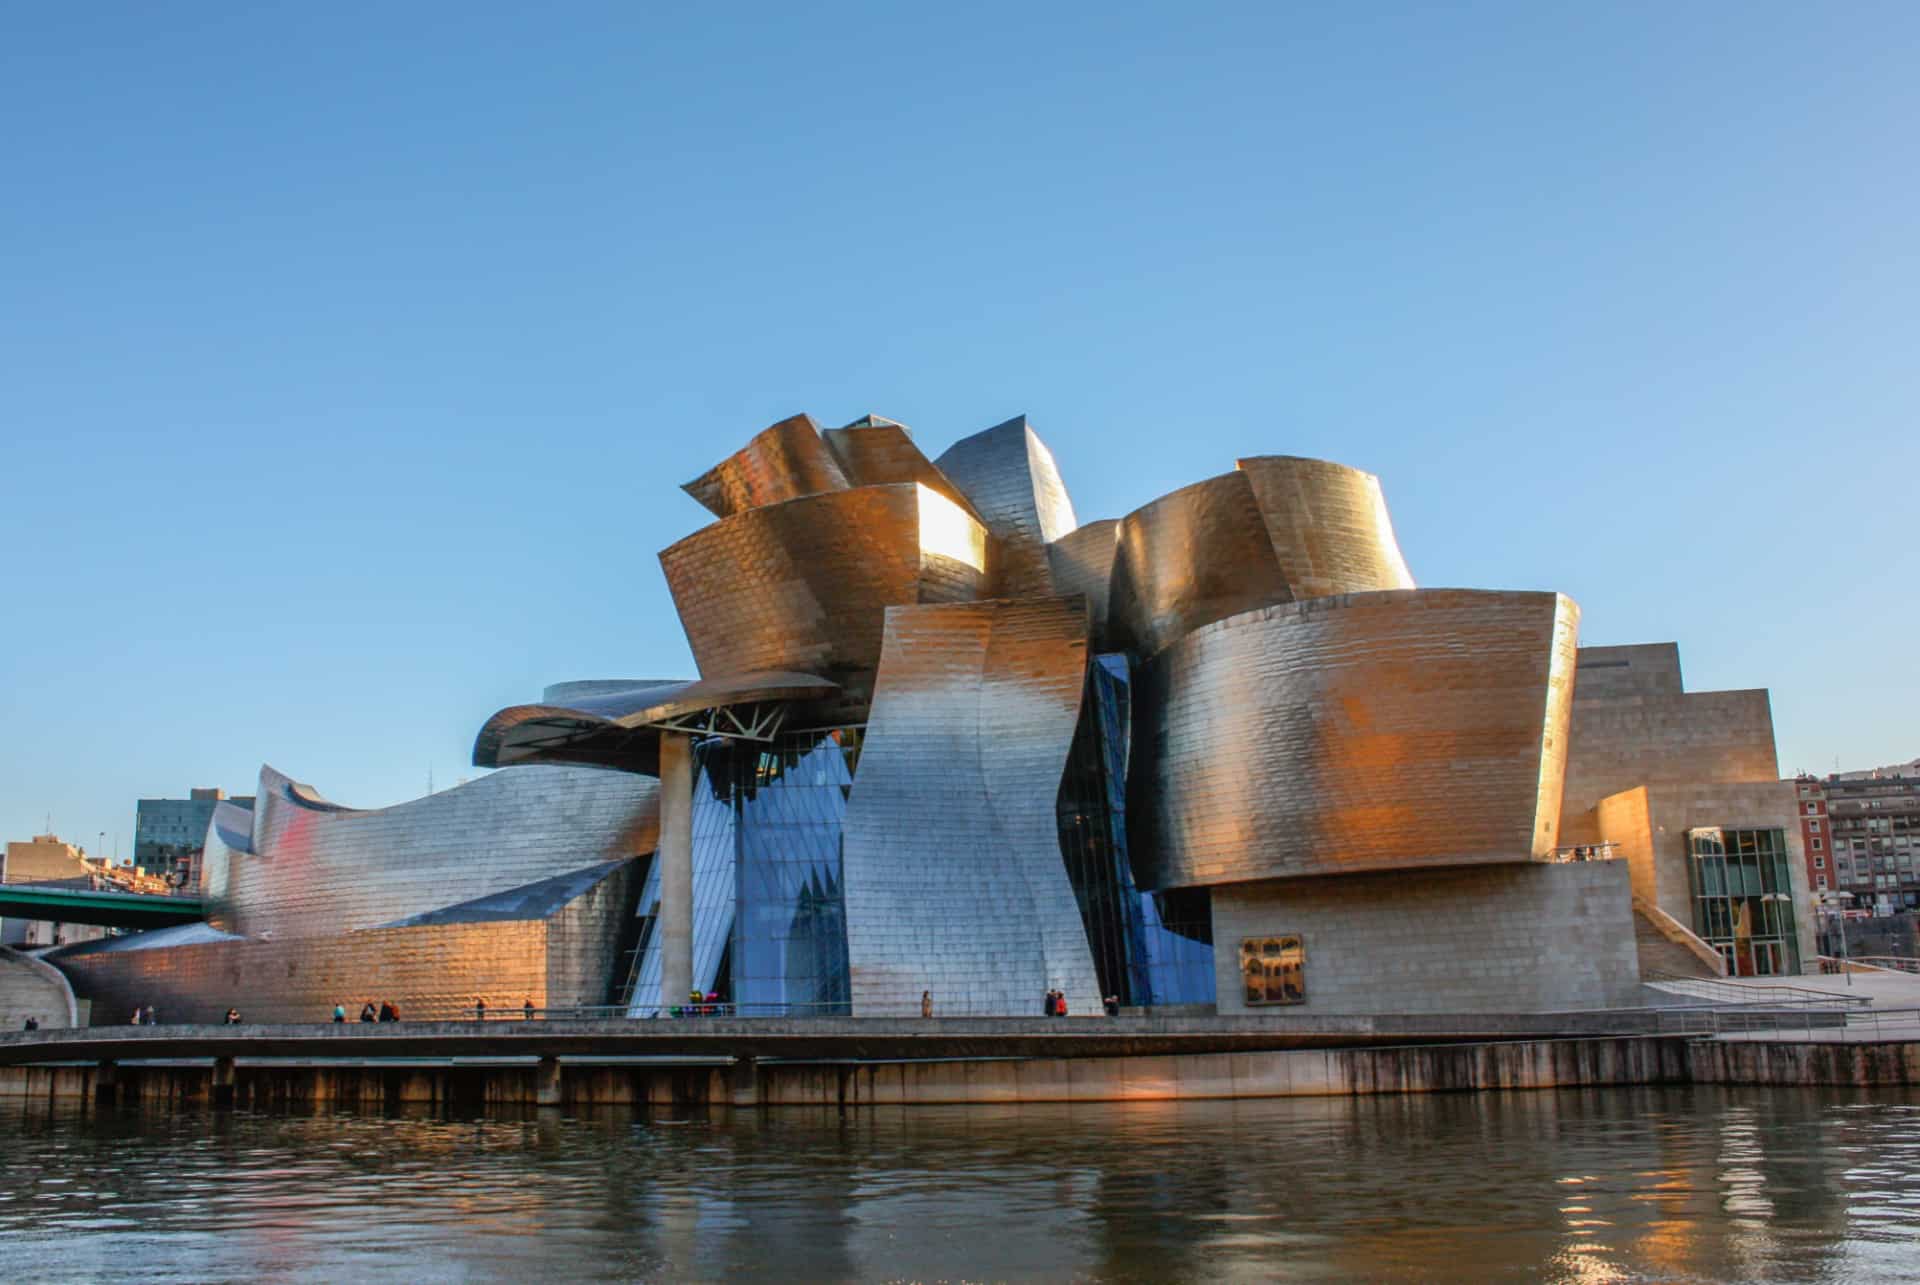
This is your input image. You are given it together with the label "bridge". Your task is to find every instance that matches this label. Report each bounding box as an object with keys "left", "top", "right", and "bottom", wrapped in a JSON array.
[{"left": 0, "top": 884, "right": 204, "bottom": 930}]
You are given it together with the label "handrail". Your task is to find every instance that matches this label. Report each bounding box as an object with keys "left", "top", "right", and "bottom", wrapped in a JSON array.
[
  {"left": 1837, "top": 956, "right": 1920, "bottom": 975},
  {"left": 1643, "top": 969, "right": 1871, "bottom": 1009},
  {"left": 1632, "top": 896, "right": 1729, "bottom": 977}
]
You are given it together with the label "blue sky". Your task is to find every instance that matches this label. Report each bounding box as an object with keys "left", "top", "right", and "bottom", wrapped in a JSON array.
[{"left": 3, "top": 3, "right": 1915, "bottom": 856}]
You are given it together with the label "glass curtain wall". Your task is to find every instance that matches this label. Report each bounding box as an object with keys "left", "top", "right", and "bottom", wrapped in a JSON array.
[
  {"left": 1056, "top": 654, "right": 1214, "bottom": 1007},
  {"left": 1685, "top": 827, "right": 1802, "bottom": 977}
]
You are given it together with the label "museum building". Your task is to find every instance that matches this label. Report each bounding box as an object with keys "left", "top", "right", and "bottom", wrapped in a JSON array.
[{"left": 46, "top": 413, "right": 1811, "bottom": 1021}]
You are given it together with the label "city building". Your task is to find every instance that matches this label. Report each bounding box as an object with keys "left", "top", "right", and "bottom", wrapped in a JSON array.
[
  {"left": 2, "top": 835, "right": 111, "bottom": 949},
  {"left": 47, "top": 411, "right": 1802, "bottom": 1021},
  {"left": 134, "top": 788, "right": 250, "bottom": 890},
  {"left": 1811, "top": 763, "right": 1920, "bottom": 916}
]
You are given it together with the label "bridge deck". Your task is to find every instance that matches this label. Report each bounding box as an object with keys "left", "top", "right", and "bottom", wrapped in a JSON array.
[{"left": 0, "top": 885, "right": 204, "bottom": 929}]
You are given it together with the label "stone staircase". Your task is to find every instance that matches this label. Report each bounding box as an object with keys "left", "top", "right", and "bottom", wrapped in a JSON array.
[{"left": 1634, "top": 909, "right": 1719, "bottom": 979}]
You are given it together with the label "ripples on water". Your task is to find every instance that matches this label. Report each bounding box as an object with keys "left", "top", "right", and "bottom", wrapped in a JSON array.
[{"left": 2, "top": 1085, "right": 1918, "bottom": 1282}]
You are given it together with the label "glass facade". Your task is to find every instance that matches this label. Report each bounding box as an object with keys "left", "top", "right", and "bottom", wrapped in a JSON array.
[
  {"left": 1055, "top": 654, "right": 1215, "bottom": 1008},
  {"left": 624, "top": 730, "right": 858, "bottom": 1016},
  {"left": 1685, "top": 827, "right": 1802, "bottom": 977}
]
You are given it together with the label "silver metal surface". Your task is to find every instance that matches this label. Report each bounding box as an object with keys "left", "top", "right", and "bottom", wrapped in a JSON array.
[
  {"left": 1130, "top": 589, "right": 1581, "bottom": 890},
  {"left": 681, "top": 413, "right": 850, "bottom": 519},
  {"left": 1107, "top": 470, "right": 1294, "bottom": 657},
  {"left": 1045, "top": 519, "right": 1120, "bottom": 647},
  {"left": 933, "top": 415, "right": 1078, "bottom": 599},
  {"left": 841, "top": 596, "right": 1104, "bottom": 1018},
  {"left": 213, "top": 764, "right": 658, "bottom": 941},
  {"left": 1235, "top": 455, "right": 1415, "bottom": 599},
  {"left": 658, "top": 483, "right": 989, "bottom": 708}
]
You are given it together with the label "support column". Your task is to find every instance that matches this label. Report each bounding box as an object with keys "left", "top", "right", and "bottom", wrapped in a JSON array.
[
  {"left": 94, "top": 1060, "right": 118, "bottom": 1107},
  {"left": 211, "top": 1056, "right": 236, "bottom": 1109},
  {"left": 659, "top": 730, "right": 694, "bottom": 1013},
  {"left": 727, "top": 1056, "right": 760, "bottom": 1108},
  {"left": 535, "top": 1056, "right": 563, "bottom": 1108}
]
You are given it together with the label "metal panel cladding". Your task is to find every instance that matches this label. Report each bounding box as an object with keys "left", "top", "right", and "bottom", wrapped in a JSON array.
[
  {"left": 1235, "top": 455, "right": 1416, "bottom": 599},
  {"left": 1130, "top": 589, "right": 1581, "bottom": 890},
  {"left": 1107, "top": 471, "right": 1294, "bottom": 657},
  {"left": 681, "top": 413, "right": 851, "bottom": 519},
  {"left": 658, "top": 483, "right": 989, "bottom": 701},
  {"left": 841, "top": 597, "right": 1105, "bottom": 1017},
  {"left": 216, "top": 764, "right": 659, "bottom": 940},
  {"left": 933, "top": 415, "right": 1078, "bottom": 598},
  {"left": 1046, "top": 519, "right": 1120, "bottom": 647},
  {"left": 821, "top": 415, "right": 986, "bottom": 525}
]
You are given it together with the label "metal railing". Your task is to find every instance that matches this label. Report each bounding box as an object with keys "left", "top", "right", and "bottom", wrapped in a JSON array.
[
  {"left": 1548, "top": 843, "right": 1620, "bottom": 863},
  {"left": 1844, "top": 956, "right": 1920, "bottom": 974},
  {"left": 1642, "top": 969, "right": 1872, "bottom": 1009}
]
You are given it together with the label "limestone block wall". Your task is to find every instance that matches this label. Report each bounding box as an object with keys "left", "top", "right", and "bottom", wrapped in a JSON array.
[
  {"left": 1211, "top": 860, "right": 1641, "bottom": 1015},
  {"left": 1597, "top": 781, "right": 1816, "bottom": 970},
  {"left": 1559, "top": 689, "right": 1779, "bottom": 843},
  {"left": 0, "top": 946, "right": 78, "bottom": 1028}
]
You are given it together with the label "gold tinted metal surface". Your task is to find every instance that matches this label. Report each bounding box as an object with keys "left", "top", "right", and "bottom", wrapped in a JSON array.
[
  {"left": 1235, "top": 455, "right": 1415, "bottom": 598},
  {"left": 681, "top": 413, "right": 851, "bottom": 519},
  {"left": 1107, "top": 471, "right": 1293, "bottom": 657},
  {"left": 216, "top": 764, "right": 658, "bottom": 941},
  {"left": 51, "top": 860, "right": 636, "bottom": 1024},
  {"left": 1130, "top": 589, "right": 1581, "bottom": 890},
  {"left": 821, "top": 415, "right": 987, "bottom": 525},
  {"left": 842, "top": 597, "right": 1104, "bottom": 1018},
  {"left": 659, "top": 483, "right": 989, "bottom": 706},
  {"left": 933, "top": 415, "right": 1078, "bottom": 598},
  {"left": 1045, "top": 519, "right": 1119, "bottom": 647}
]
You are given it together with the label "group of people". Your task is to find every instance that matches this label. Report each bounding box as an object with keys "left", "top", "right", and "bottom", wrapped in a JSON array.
[
  {"left": 1040, "top": 990, "right": 1124, "bottom": 1017},
  {"left": 128, "top": 1005, "right": 158, "bottom": 1025},
  {"left": 471, "top": 999, "right": 538, "bottom": 1020},
  {"left": 331, "top": 1001, "right": 401, "bottom": 1023}
]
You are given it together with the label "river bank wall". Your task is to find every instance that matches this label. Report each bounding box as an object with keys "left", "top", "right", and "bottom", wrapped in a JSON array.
[{"left": 2, "top": 1036, "right": 1915, "bottom": 1108}]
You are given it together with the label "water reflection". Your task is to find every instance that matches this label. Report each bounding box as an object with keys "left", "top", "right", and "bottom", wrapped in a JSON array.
[{"left": 1, "top": 1087, "right": 1917, "bottom": 1282}]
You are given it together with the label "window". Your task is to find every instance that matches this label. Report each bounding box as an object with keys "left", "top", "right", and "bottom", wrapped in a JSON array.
[
  {"left": 1805, "top": 803, "right": 1818, "bottom": 815},
  {"left": 1815, "top": 855, "right": 1825, "bottom": 868},
  {"left": 1813, "top": 837, "right": 1823, "bottom": 851},
  {"left": 1817, "top": 875, "right": 1829, "bottom": 889},
  {"left": 1239, "top": 935, "right": 1305, "bottom": 1006},
  {"left": 1808, "top": 819, "right": 1821, "bottom": 832}
]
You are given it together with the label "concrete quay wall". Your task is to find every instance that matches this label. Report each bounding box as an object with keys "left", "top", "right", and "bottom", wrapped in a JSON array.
[{"left": 4, "top": 1037, "right": 1915, "bottom": 1107}]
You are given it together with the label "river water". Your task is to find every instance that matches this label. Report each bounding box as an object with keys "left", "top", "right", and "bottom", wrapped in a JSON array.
[{"left": 2, "top": 1086, "right": 1918, "bottom": 1282}]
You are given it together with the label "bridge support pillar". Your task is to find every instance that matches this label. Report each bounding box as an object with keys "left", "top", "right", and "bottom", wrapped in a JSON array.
[
  {"left": 94, "top": 1060, "right": 118, "bottom": 1107},
  {"left": 535, "top": 1056, "right": 563, "bottom": 1108},
  {"left": 658, "top": 731, "right": 694, "bottom": 1014},
  {"left": 211, "top": 1056, "right": 237, "bottom": 1109}
]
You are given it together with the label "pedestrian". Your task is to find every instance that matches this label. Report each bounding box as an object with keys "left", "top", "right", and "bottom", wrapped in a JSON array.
[
  {"left": 333, "top": 1004, "right": 346, "bottom": 1023},
  {"left": 141, "top": 1005, "right": 157, "bottom": 1026},
  {"left": 921, "top": 989, "right": 933, "bottom": 1019},
  {"left": 130, "top": 1007, "right": 142, "bottom": 1025},
  {"left": 1056, "top": 993, "right": 1069, "bottom": 1018},
  {"left": 523, "top": 998, "right": 535, "bottom": 1021},
  {"left": 22, "top": 1017, "right": 38, "bottom": 1032},
  {"left": 1040, "top": 988, "right": 1053, "bottom": 1018},
  {"left": 378, "top": 1001, "right": 396, "bottom": 1023},
  {"left": 475, "top": 997, "right": 487, "bottom": 1021},
  {"left": 360, "top": 1001, "right": 377, "bottom": 1023},
  {"left": 225, "top": 1008, "right": 242, "bottom": 1025},
  {"left": 1103, "top": 995, "right": 1120, "bottom": 1017}
]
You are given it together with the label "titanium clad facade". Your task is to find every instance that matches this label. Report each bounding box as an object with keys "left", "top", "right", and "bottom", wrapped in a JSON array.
[
  {"left": 1107, "top": 471, "right": 1294, "bottom": 657},
  {"left": 842, "top": 598, "right": 1103, "bottom": 1017},
  {"left": 933, "top": 415, "right": 1079, "bottom": 598},
  {"left": 1046, "top": 519, "right": 1120, "bottom": 648},
  {"left": 212, "top": 764, "right": 659, "bottom": 941},
  {"left": 681, "top": 413, "right": 851, "bottom": 519},
  {"left": 821, "top": 416, "right": 986, "bottom": 524},
  {"left": 1234, "top": 455, "right": 1415, "bottom": 599},
  {"left": 659, "top": 484, "right": 989, "bottom": 704},
  {"left": 1130, "top": 590, "right": 1581, "bottom": 890}
]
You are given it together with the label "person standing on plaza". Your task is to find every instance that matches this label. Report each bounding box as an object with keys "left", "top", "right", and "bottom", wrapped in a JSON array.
[
  {"left": 523, "top": 998, "right": 535, "bottom": 1021},
  {"left": 360, "top": 1001, "right": 377, "bottom": 1022},
  {"left": 333, "top": 1004, "right": 346, "bottom": 1023},
  {"left": 921, "top": 990, "right": 933, "bottom": 1019},
  {"left": 475, "top": 997, "right": 487, "bottom": 1021}
]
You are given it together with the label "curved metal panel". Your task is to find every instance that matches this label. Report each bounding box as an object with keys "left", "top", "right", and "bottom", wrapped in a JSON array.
[
  {"left": 214, "top": 763, "right": 659, "bottom": 940},
  {"left": 822, "top": 415, "right": 986, "bottom": 525},
  {"left": 681, "top": 413, "right": 850, "bottom": 519},
  {"left": 933, "top": 415, "right": 1078, "bottom": 598},
  {"left": 1235, "top": 455, "right": 1415, "bottom": 598},
  {"left": 1107, "top": 471, "right": 1293, "bottom": 657},
  {"left": 1130, "top": 589, "right": 1580, "bottom": 890},
  {"left": 842, "top": 597, "right": 1104, "bottom": 1017},
  {"left": 1046, "top": 519, "right": 1119, "bottom": 647},
  {"left": 473, "top": 671, "right": 842, "bottom": 771},
  {"left": 658, "top": 484, "right": 989, "bottom": 705}
]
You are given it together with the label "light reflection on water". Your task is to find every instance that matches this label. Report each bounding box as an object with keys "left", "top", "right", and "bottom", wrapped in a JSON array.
[{"left": 2, "top": 1085, "right": 1918, "bottom": 1282}]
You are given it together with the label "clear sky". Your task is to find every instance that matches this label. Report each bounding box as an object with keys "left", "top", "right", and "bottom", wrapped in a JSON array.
[{"left": 3, "top": 3, "right": 1916, "bottom": 857}]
